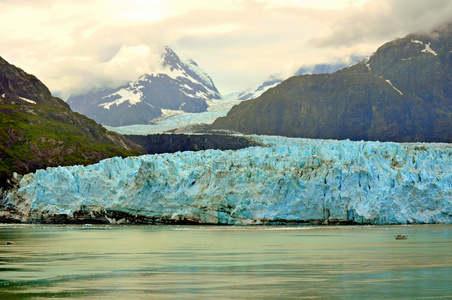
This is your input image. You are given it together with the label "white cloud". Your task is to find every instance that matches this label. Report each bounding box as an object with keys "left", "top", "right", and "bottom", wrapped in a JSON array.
[
  {"left": 40, "top": 45, "right": 163, "bottom": 98},
  {"left": 103, "top": 45, "right": 157, "bottom": 77},
  {"left": 257, "top": 0, "right": 370, "bottom": 10},
  {"left": 182, "top": 24, "right": 241, "bottom": 36},
  {"left": 0, "top": 0, "right": 450, "bottom": 97},
  {"left": 312, "top": 0, "right": 452, "bottom": 47}
]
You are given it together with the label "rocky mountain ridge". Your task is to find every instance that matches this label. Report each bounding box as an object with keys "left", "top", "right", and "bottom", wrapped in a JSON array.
[
  {"left": 0, "top": 56, "right": 145, "bottom": 188},
  {"left": 224, "top": 59, "right": 362, "bottom": 101},
  {"left": 212, "top": 22, "right": 452, "bottom": 142}
]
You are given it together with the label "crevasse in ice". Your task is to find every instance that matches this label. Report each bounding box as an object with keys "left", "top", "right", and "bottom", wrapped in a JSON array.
[{"left": 4, "top": 136, "right": 452, "bottom": 224}]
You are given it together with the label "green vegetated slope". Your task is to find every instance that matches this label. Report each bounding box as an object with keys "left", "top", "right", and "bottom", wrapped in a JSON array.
[
  {"left": 0, "top": 56, "right": 145, "bottom": 187},
  {"left": 212, "top": 22, "right": 452, "bottom": 142}
]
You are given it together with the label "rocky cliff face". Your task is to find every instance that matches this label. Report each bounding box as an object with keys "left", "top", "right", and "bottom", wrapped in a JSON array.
[
  {"left": 0, "top": 56, "right": 145, "bottom": 188},
  {"left": 126, "top": 133, "right": 261, "bottom": 154},
  {"left": 0, "top": 56, "right": 65, "bottom": 110},
  {"left": 212, "top": 22, "right": 452, "bottom": 142}
]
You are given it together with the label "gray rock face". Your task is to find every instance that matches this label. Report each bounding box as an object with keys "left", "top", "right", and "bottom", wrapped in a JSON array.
[
  {"left": 0, "top": 56, "right": 64, "bottom": 110},
  {"left": 126, "top": 133, "right": 262, "bottom": 154},
  {"left": 68, "top": 47, "right": 222, "bottom": 127}
]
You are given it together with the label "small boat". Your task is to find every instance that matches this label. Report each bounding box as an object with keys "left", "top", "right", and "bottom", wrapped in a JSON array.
[{"left": 395, "top": 235, "right": 407, "bottom": 240}]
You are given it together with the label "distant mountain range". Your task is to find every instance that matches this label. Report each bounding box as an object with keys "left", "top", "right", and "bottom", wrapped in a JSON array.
[
  {"left": 224, "top": 58, "right": 362, "bottom": 101},
  {"left": 68, "top": 47, "right": 222, "bottom": 127},
  {"left": 0, "top": 56, "right": 144, "bottom": 187},
  {"left": 224, "top": 75, "right": 283, "bottom": 101},
  {"left": 212, "top": 21, "right": 452, "bottom": 143},
  {"left": 68, "top": 45, "right": 362, "bottom": 129}
]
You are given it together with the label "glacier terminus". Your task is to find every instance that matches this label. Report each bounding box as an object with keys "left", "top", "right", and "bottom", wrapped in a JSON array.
[{"left": 1, "top": 136, "right": 451, "bottom": 225}]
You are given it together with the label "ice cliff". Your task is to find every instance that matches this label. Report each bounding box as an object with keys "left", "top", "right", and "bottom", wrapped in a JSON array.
[{"left": 2, "top": 136, "right": 452, "bottom": 225}]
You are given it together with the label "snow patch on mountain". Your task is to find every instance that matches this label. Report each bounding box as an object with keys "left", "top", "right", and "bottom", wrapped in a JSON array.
[
  {"left": 18, "top": 97, "right": 36, "bottom": 105},
  {"left": 99, "top": 84, "right": 145, "bottom": 110},
  {"left": 385, "top": 79, "right": 403, "bottom": 95},
  {"left": 411, "top": 39, "right": 438, "bottom": 56},
  {"left": 422, "top": 43, "right": 438, "bottom": 56},
  {"left": 364, "top": 57, "right": 372, "bottom": 71},
  {"left": 178, "top": 53, "right": 216, "bottom": 90}
]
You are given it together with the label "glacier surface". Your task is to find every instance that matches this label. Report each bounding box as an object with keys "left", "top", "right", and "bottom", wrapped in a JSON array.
[
  {"left": 105, "top": 98, "right": 241, "bottom": 135},
  {"left": 2, "top": 136, "right": 452, "bottom": 225}
]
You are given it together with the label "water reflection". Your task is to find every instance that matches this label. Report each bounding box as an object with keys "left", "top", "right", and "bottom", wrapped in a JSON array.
[{"left": 0, "top": 225, "right": 451, "bottom": 299}]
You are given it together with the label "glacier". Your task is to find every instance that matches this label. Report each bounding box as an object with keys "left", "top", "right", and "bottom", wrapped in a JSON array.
[
  {"left": 1, "top": 136, "right": 452, "bottom": 225},
  {"left": 105, "top": 98, "right": 241, "bottom": 135}
]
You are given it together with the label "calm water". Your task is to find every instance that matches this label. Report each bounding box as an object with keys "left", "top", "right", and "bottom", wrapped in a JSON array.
[{"left": 0, "top": 224, "right": 451, "bottom": 299}]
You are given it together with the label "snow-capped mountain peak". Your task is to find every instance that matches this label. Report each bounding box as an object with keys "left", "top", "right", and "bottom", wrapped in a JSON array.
[
  {"left": 153, "top": 46, "right": 218, "bottom": 93},
  {"left": 68, "top": 46, "right": 222, "bottom": 127},
  {"left": 224, "top": 76, "right": 283, "bottom": 100}
]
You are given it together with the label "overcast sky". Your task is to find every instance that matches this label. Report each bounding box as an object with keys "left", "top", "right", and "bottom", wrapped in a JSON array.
[{"left": 0, "top": 0, "right": 451, "bottom": 98}]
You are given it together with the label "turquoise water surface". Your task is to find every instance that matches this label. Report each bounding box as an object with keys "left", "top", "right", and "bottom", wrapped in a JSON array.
[{"left": 0, "top": 224, "right": 451, "bottom": 299}]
